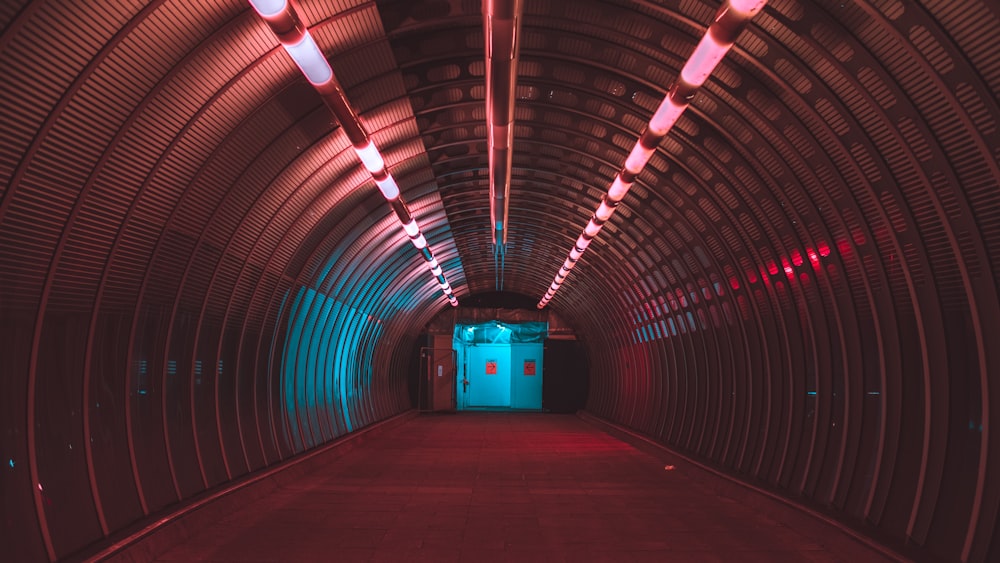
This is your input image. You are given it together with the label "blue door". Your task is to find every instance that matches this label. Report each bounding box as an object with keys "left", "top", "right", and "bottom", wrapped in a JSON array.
[
  {"left": 467, "top": 343, "right": 511, "bottom": 407},
  {"left": 510, "top": 343, "right": 543, "bottom": 409}
]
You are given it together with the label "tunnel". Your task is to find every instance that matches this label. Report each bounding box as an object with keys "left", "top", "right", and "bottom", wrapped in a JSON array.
[{"left": 1, "top": 0, "right": 998, "bottom": 561}]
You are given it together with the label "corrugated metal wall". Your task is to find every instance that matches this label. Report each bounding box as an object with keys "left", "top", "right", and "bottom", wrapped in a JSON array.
[
  {"left": 1, "top": 0, "right": 998, "bottom": 561},
  {"left": 0, "top": 1, "right": 461, "bottom": 560}
]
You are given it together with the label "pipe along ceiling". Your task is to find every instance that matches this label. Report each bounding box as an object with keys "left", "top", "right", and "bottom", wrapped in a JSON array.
[{"left": 0, "top": 0, "right": 998, "bottom": 561}]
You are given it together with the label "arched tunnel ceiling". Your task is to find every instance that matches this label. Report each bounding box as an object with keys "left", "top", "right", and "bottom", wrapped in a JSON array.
[
  {"left": 2, "top": 0, "right": 998, "bottom": 334},
  {"left": 2, "top": 0, "right": 1000, "bottom": 561}
]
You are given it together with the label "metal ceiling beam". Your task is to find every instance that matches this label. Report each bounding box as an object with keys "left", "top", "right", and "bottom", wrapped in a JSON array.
[{"left": 483, "top": 0, "right": 523, "bottom": 288}]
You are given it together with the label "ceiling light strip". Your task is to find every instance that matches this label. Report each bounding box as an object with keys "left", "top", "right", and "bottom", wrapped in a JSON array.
[
  {"left": 484, "top": 0, "right": 523, "bottom": 249},
  {"left": 249, "top": 0, "right": 458, "bottom": 307},
  {"left": 537, "top": 0, "right": 767, "bottom": 309}
]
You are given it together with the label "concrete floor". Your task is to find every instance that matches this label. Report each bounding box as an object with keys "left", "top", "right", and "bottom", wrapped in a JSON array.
[{"left": 154, "top": 413, "right": 893, "bottom": 562}]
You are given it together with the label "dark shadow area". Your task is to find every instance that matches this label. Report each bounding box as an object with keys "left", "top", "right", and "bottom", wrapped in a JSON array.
[
  {"left": 459, "top": 291, "right": 539, "bottom": 309},
  {"left": 543, "top": 338, "right": 589, "bottom": 413}
]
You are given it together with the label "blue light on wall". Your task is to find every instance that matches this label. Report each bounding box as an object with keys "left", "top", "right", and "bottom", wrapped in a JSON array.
[{"left": 280, "top": 286, "right": 384, "bottom": 453}]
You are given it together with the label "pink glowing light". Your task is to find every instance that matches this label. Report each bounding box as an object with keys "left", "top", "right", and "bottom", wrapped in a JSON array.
[
  {"left": 402, "top": 219, "right": 419, "bottom": 237},
  {"left": 284, "top": 32, "right": 333, "bottom": 85},
  {"left": 681, "top": 33, "right": 728, "bottom": 87},
  {"left": 791, "top": 249, "right": 803, "bottom": 267},
  {"left": 729, "top": 0, "right": 768, "bottom": 15},
  {"left": 249, "top": 0, "right": 459, "bottom": 306},
  {"left": 649, "top": 97, "right": 686, "bottom": 135},
  {"left": 374, "top": 176, "right": 400, "bottom": 200},
  {"left": 838, "top": 239, "right": 852, "bottom": 255},
  {"left": 625, "top": 143, "right": 656, "bottom": 173},
  {"left": 608, "top": 175, "right": 632, "bottom": 201},
  {"left": 249, "top": 0, "right": 286, "bottom": 18},
  {"left": 354, "top": 142, "right": 385, "bottom": 174},
  {"left": 536, "top": 0, "right": 767, "bottom": 309}
]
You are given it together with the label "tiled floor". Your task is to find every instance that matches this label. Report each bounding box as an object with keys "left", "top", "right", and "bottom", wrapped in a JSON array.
[{"left": 155, "top": 413, "right": 892, "bottom": 562}]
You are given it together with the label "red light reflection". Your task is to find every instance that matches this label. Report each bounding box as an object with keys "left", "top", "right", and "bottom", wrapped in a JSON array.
[
  {"left": 628, "top": 239, "right": 835, "bottom": 341},
  {"left": 837, "top": 239, "right": 852, "bottom": 255},
  {"left": 807, "top": 248, "right": 819, "bottom": 266},
  {"left": 782, "top": 257, "right": 794, "bottom": 277}
]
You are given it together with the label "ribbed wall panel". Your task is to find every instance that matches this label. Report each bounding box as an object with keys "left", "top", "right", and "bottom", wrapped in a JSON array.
[
  {"left": 389, "top": 1, "right": 996, "bottom": 561},
  {"left": 1, "top": 0, "right": 998, "bottom": 561}
]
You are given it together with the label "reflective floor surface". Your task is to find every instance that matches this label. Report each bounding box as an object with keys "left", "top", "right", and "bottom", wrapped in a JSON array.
[{"left": 154, "top": 413, "right": 895, "bottom": 562}]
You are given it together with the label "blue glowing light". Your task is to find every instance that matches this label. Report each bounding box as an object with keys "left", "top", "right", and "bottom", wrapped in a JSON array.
[
  {"left": 8, "top": 459, "right": 14, "bottom": 469},
  {"left": 807, "top": 391, "right": 817, "bottom": 396},
  {"left": 283, "top": 287, "right": 375, "bottom": 451}
]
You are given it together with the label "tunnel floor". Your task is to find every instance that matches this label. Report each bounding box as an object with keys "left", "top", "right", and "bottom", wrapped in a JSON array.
[{"left": 154, "top": 413, "right": 890, "bottom": 562}]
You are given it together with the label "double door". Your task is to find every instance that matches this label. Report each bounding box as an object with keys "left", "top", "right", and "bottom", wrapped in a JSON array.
[{"left": 465, "top": 343, "right": 542, "bottom": 409}]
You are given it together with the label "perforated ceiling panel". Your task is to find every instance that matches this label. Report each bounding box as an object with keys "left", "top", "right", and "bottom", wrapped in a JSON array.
[{"left": 1, "top": 0, "right": 998, "bottom": 561}]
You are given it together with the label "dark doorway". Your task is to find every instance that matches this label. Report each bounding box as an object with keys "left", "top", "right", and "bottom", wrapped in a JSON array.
[{"left": 542, "top": 338, "right": 589, "bottom": 413}]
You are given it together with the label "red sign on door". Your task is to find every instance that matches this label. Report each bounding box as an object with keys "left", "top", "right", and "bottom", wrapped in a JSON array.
[
  {"left": 524, "top": 359, "right": 536, "bottom": 376},
  {"left": 485, "top": 360, "right": 497, "bottom": 375}
]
